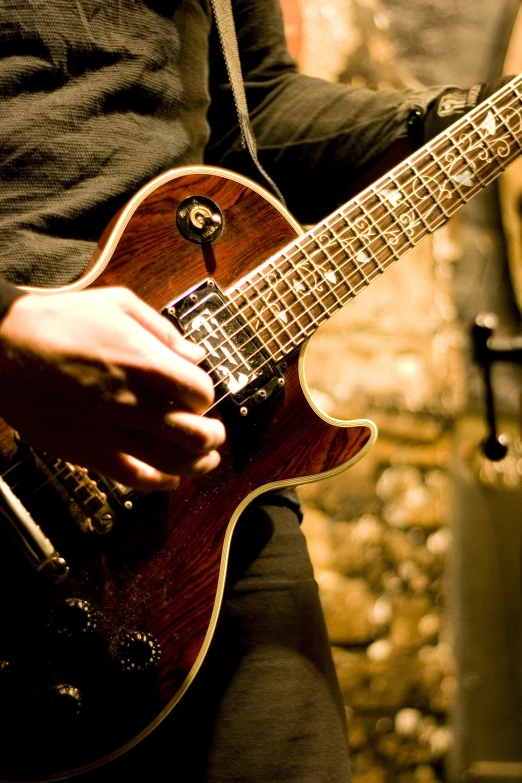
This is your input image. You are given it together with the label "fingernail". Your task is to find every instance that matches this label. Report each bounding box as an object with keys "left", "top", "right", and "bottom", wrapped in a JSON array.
[{"left": 191, "top": 343, "right": 206, "bottom": 361}]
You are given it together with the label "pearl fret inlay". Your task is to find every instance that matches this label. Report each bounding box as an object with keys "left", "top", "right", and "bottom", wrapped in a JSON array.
[{"left": 226, "top": 78, "right": 522, "bottom": 364}]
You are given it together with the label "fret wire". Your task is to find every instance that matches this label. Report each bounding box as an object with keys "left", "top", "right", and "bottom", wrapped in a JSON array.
[
  {"left": 223, "top": 87, "right": 520, "bottom": 337},
  {"left": 509, "top": 80, "right": 522, "bottom": 138},
  {"left": 252, "top": 277, "right": 294, "bottom": 357},
  {"left": 263, "top": 257, "right": 315, "bottom": 349},
  {"left": 280, "top": 249, "right": 323, "bottom": 338},
  {"left": 249, "top": 259, "right": 330, "bottom": 361},
  {"left": 240, "top": 266, "right": 342, "bottom": 365},
  {"left": 463, "top": 142, "right": 521, "bottom": 192},
  {"left": 229, "top": 123, "right": 517, "bottom": 362},
  {"left": 488, "top": 103, "right": 522, "bottom": 154},
  {"left": 315, "top": 216, "right": 359, "bottom": 295},
  {"left": 261, "top": 259, "right": 305, "bottom": 346},
  {"left": 375, "top": 179, "right": 417, "bottom": 252},
  {"left": 311, "top": 226, "right": 347, "bottom": 306},
  {"left": 340, "top": 203, "right": 383, "bottom": 280},
  {"left": 341, "top": 207, "right": 373, "bottom": 283},
  {"left": 206, "top": 87, "right": 522, "bottom": 370},
  {"left": 448, "top": 120, "right": 488, "bottom": 187},
  {"left": 239, "top": 275, "right": 287, "bottom": 358},
  {"left": 412, "top": 149, "right": 453, "bottom": 226},
  {"left": 433, "top": 132, "right": 472, "bottom": 206},
  {"left": 224, "top": 258, "right": 377, "bottom": 378},
  {"left": 390, "top": 167, "right": 424, "bottom": 241},
  {"left": 308, "top": 223, "right": 353, "bottom": 307},
  {"left": 348, "top": 222, "right": 390, "bottom": 285},
  {"left": 396, "top": 161, "right": 437, "bottom": 237},
  {"left": 273, "top": 262, "right": 313, "bottom": 349},
  {"left": 293, "top": 243, "right": 339, "bottom": 324},
  {"left": 480, "top": 100, "right": 520, "bottom": 171},
  {"left": 323, "top": 204, "right": 380, "bottom": 280},
  {"left": 357, "top": 192, "right": 402, "bottom": 269},
  {"left": 218, "top": 124, "right": 522, "bottom": 378},
  {"left": 227, "top": 289, "right": 277, "bottom": 364},
  {"left": 302, "top": 244, "right": 344, "bottom": 311}
]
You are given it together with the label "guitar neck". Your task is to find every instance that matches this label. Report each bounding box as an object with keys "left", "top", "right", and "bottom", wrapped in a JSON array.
[{"left": 227, "top": 74, "right": 522, "bottom": 363}]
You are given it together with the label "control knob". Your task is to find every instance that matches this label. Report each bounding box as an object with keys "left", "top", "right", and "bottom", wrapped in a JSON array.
[
  {"left": 48, "top": 683, "right": 82, "bottom": 721},
  {"left": 115, "top": 631, "right": 161, "bottom": 673},
  {"left": 47, "top": 598, "right": 98, "bottom": 638}
]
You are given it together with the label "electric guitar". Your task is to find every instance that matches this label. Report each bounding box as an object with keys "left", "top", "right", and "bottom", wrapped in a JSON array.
[{"left": 1, "top": 76, "right": 521, "bottom": 780}]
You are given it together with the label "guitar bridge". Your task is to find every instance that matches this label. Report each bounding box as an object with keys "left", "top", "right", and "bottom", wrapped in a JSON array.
[{"left": 163, "top": 279, "right": 284, "bottom": 416}]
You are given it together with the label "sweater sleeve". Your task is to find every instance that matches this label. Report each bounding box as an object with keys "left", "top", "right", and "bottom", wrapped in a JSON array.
[{"left": 205, "top": 0, "right": 447, "bottom": 224}]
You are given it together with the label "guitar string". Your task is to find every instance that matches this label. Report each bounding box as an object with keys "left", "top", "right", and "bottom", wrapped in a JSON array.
[
  {"left": 179, "top": 81, "right": 521, "bottom": 354},
  {"left": 202, "top": 135, "right": 522, "bottom": 415},
  {"left": 180, "top": 88, "right": 522, "bottom": 377},
  {"left": 0, "top": 93, "right": 519, "bottom": 493},
  {"left": 1, "top": 84, "right": 520, "bottom": 499},
  {"left": 202, "top": 118, "right": 521, "bottom": 408},
  {"left": 1, "top": 127, "right": 494, "bottom": 506},
  {"left": 213, "top": 99, "right": 521, "bottom": 365}
]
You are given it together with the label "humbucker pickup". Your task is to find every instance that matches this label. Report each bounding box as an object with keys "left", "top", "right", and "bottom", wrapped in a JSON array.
[{"left": 163, "top": 280, "right": 285, "bottom": 415}]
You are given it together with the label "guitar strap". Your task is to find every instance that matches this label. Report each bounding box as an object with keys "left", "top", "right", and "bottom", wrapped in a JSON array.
[{"left": 210, "top": 0, "right": 286, "bottom": 204}]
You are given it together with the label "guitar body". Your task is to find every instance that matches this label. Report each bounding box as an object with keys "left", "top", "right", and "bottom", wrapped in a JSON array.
[{"left": 0, "top": 167, "right": 375, "bottom": 780}]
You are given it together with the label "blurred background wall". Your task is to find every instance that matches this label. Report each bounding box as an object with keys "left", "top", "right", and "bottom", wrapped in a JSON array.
[{"left": 278, "top": 1, "right": 522, "bottom": 781}]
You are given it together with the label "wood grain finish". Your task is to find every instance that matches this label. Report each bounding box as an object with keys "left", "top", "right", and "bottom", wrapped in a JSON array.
[{"left": 0, "top": 168, "right": 374, "bottom": 780}]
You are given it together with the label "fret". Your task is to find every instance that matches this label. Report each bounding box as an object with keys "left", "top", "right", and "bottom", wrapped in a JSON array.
[
  {"left": 294, "top": 242, "right": 340, "bottom": 323},
  {"left": 396, "top": 160, "right": 435, "bottom": 239},
  {"left": 330, "top": 205, "right": 381, "bottom": 280},
  {"left": 487, "top": 98, "right": 522, "bottom": 156},
  {"left": 340, "top": 209, "right": 372, "bottom": 284},
  {"left": 391, "top": 167, "right": 427, "bottom": 241},
  {"left": 252, "top": 273, "right": 296, "bottom": 356},
  {"left": 314, "top": 229, "right": 347, "bottom": 307},
  {"left": 446, "top": 115, "right": 488, "bottom": 188},
  {"left": 508, "top": 80, "right": 522, "bottom": 145},
  {"left": 263, "top": 257, "right": 315, "bottom": 349},
  {"left": 358, "top": 194, "right": 401, "bottom": 271},
  {"left": 238, "top": 274, "right": 288, "bottom": 360},
  {"left": 230, "top": 286, "right": 277, "bottom": 362},
  {"left": 266, "top": 261, "right": 305, "bottom": 347},
  {"left": 458, "top": 101, "right": 518, "bottom": 186},
  {"left": 375, "top": 178, "right": 416, "bottom": 251},
  {"left": 231, "top": 288, "right": 259, "bottom": 332},
  {"left": 471, "top": 108, "right": 511, "bottom": 174},
  {"left": 476, "top": 92, "right": 522, "bottom": 189},
  {"left": 430, "top": 134, "right": 472, "bottom": 208},
  {"left": 223, "top": 75, "right": 522, "bottom": 362},
  {"left": 341, "top": 202, "right": 384, "bottom": 281},
  {"left": 281, "top": 249, "right": 324, "bottom": 339},
  {"left": 409, "top": 149, "right": 452, "bottom": 229},
  {"left": 311, "top": 222, "right": 355, "bottom": 304},
  {"left": 422, "top": 151, "right": 452, "bottom": 220},
  {"left": 317, "top": 220, "right": 359, "bottom": 296}
]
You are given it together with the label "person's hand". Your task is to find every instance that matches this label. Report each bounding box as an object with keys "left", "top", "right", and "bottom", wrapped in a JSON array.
[{"left": 0, "top": 286, "right": 226, "bottom": 490}]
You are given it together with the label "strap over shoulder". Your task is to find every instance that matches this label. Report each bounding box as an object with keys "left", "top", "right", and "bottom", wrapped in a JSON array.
[{"left": 210, "top": 0, "right": 286, "bottom": 203}]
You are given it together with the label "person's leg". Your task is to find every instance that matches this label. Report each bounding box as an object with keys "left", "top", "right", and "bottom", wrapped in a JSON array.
[{"left": 81, "top": 496, "right": 351, "bottom": 782}]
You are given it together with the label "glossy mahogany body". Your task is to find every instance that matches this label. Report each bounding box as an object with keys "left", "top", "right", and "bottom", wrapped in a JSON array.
[{"left": 0, "top": 168, "right": 373, "bottom": 780}]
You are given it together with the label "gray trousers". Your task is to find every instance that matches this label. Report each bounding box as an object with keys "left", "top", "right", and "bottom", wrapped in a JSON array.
[{"left": 82, "top": 495, "right": 351, "bottom": 782}]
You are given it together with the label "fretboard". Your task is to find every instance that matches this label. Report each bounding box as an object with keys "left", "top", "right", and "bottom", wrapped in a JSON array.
[{"left": 227, "top": 74, "right": 522, "bottom": 363}]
